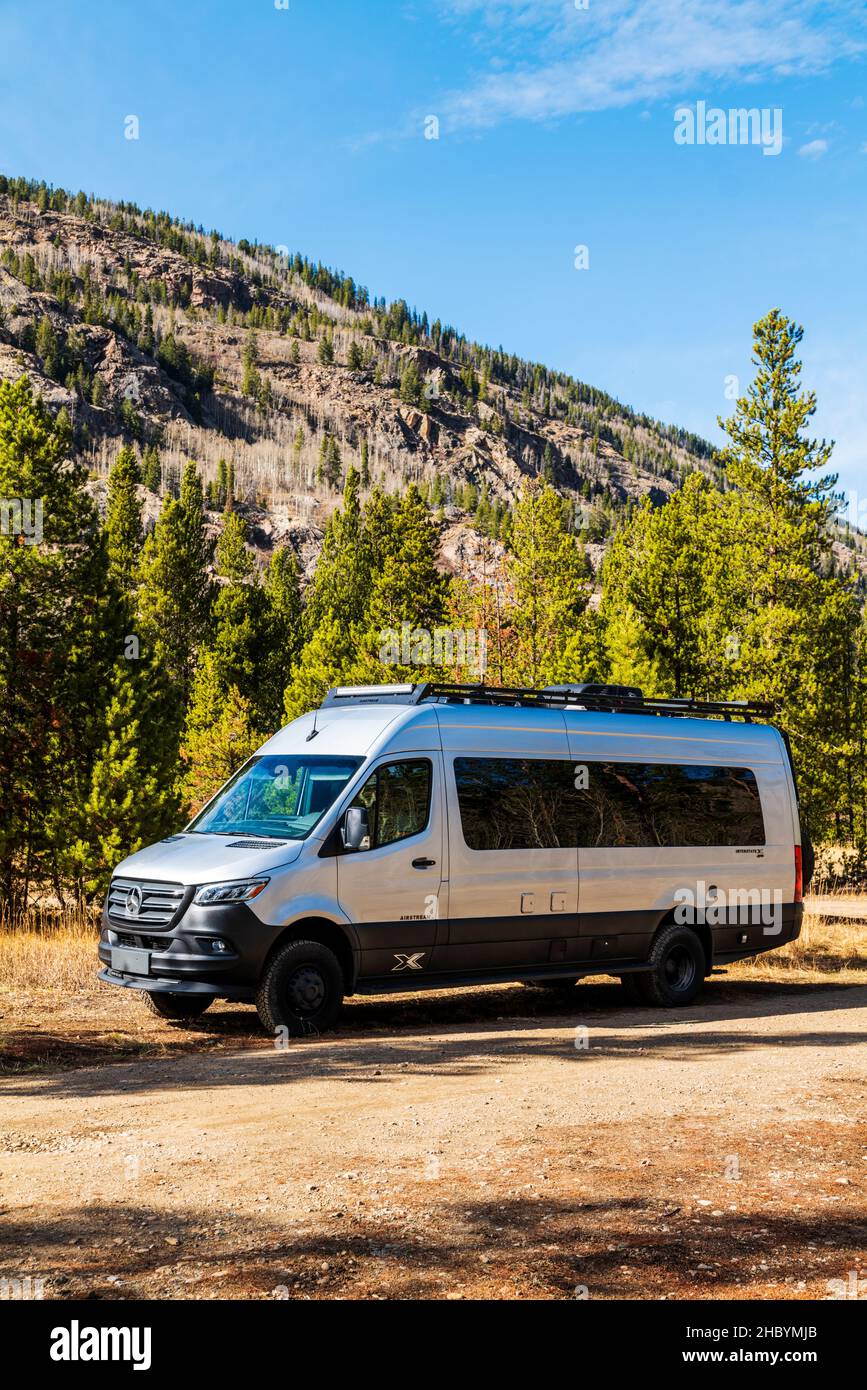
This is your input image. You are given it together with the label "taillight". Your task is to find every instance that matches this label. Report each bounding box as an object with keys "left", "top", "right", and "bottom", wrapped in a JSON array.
[{"left": 794, "top": 845, "right": 803, "bottom": 903}]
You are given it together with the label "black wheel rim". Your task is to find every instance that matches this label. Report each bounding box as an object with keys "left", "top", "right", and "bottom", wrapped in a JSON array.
[
  {"left": 286, "top": 964, "right": 327, "bottom": 1016},
  {"left": 663, "top": 944, "right": 696, "bottom": 994}
]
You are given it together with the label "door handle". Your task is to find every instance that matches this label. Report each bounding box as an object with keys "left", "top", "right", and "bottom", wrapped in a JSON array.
[{"left": 412, "top": 857, "right": 436, "bottom": 869}]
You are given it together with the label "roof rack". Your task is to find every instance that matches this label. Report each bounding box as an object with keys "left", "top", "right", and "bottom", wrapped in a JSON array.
[{"left": 320, "top": 682, "right": 774, "bottom": 722}]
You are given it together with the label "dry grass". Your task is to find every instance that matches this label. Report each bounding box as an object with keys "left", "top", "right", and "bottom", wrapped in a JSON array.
[
  {"left": 0, "top": 906, "right": 101, "bottom": 993},
  {"left": 729, "top": 909, "right": 867, "bottom": 983},
  {"left": 0, "top": 905, "right": 865, "bottom": 999}
]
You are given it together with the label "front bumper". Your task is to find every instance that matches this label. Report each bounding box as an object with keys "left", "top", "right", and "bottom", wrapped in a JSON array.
[
  {"left": 97, "top": 969, "right": 254, "bottom": 1000},
  {"left": 98, "top": 899, "right": 276, "bottom": 999}
]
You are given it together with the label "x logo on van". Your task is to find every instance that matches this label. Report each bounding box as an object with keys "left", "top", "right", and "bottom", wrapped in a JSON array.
[{"left": 392, "top": 952, "right": 425, "bottom": 972}]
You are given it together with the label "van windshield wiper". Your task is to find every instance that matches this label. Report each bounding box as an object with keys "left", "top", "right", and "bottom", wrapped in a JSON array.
[
  {"left": 190, "top": 828, "right": 293, "bottom": 840},
  {"left": 188, "top": 830, "right": 238, "bottom": 837}
]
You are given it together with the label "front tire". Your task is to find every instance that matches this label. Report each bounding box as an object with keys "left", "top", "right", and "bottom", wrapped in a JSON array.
[
  {"left": 256, "top": 939, "right": 344, "bottom": 1037},
  {"left": 142, "top": 992, "right": 212, "bottom": 1021},
  {"left": 635, "top": 925, "right": 704, "bottom": 1007}
]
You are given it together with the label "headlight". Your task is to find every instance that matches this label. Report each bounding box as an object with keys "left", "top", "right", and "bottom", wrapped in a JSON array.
[{"left": 193, "top": 879, "right": 269, "bottom": 906}]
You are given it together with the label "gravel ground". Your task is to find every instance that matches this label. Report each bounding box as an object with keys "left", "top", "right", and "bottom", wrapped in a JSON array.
[{"left": 1, "top": 975, "right": 865, "bottom": 1301}]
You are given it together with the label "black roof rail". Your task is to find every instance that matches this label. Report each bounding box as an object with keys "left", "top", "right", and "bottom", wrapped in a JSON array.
[
  {"left": 419, "top": 683, "right": 775, "bottom": 722},
  {"left": 319, "top": 682, "right": 775, "bottom": 722}
]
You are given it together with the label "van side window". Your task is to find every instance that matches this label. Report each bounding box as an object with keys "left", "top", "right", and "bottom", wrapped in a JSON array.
[
  {"left": 453, "top": 758, "right": 765, "bottom": 850},
  {"left": 350, "top": 760, "right": 431, "bottom": 849},
  {"left": 576, "top": 763, "right": 765, "bottom": 848},
  {"left": 454, "top": 758, "right": 580, "bottom": 850}
]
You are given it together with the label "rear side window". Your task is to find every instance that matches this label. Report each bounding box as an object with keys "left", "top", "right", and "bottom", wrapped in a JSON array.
[
  {"left": 454, "top": 758, "right": 765, "bottom": 850},
  {"left": 349, "top": 759, "right": 431, "bottom": 848},
  {"left": 575, "top": 763, "right": 765, "bottom": 848}
]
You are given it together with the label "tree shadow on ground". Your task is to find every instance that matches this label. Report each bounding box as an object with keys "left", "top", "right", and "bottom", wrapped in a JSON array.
[
  {"left": 2, "top": 1193, "right": 864, "bottom": 1301},
  {"left": 2, "top": 977, "right": 865, "bottom": 1103}
]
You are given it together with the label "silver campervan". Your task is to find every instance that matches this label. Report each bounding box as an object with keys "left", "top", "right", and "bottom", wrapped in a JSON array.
[{"left": 98, "top": 683, "right": 808, "bottom": 1035}]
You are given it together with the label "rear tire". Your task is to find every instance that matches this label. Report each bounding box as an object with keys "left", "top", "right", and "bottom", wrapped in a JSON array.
[
  {"left": 256, "top": 939, "right": 344, "bottom": 1037},
  {"left": 635, "top": 925, "right": 704, "bottom": 1007},
  {"left": 142, "top": 992, "right": 212, "bottom": 1021}
]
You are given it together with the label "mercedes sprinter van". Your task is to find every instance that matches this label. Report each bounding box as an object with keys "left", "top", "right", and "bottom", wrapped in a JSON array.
[{"left": 98, "top": 682, "right": 808, "bottom": 1035}]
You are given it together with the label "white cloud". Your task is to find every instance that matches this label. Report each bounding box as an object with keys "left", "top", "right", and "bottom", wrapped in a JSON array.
[
  {"left": 798, "top": 138, "right": 829, "bottom": 158},
  {"left": 430, "top": 0, "right": 867, "bottom": 132}
]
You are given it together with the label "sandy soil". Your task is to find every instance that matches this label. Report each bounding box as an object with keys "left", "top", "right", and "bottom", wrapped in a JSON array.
[{"left": 1, "top": 976, "right": 865, "bottom": 1301}]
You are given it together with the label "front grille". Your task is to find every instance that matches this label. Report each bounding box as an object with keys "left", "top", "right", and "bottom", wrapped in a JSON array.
[
  {"left": 115, "top": 932, "right": 167, "bottom": 950},
  {"left": 107, "top": 878, "right": 187, "bottom": 930}
]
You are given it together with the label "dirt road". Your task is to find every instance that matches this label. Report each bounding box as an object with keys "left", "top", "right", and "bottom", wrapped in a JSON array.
[
  {"left": 0, "top": 984, "right": 861, "bottom": 1295},
  {"left": 806, "top": 895, "right": 867, "bottom": 920},
  {"left": 1, "top": 977, "right": 865, "bottom": 1300}
]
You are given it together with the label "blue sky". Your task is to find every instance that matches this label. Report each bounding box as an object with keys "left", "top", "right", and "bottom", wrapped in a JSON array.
[{"left": 1, "top": 0, "right": 865, "bottom": 500}]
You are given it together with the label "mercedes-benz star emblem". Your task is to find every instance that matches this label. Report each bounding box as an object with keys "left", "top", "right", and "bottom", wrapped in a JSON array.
[{"left": 126, "top": 886, "right": 143, "bottom": 918}]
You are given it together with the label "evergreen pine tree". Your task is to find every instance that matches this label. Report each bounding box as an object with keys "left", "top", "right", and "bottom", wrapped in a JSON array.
[
  {"left": 137, "top": 461, "right": 213, "bottom": 729},
  {"left": 260, "top": 545, "right": 302, "bottom": 731},
  {"left": 364, "top": 484, "right": 449, "bottom": 639},
  {"left": 715, "top": 309, "right": 859, "bottom": 835},
  {"left": 180, "top": 653, "right": 260, "bottom": 815},
  {"left": 241, "top": 330, "right": 260, "bottom": 397},
  {"left": 71, "top": 660, "right": 179, "bottom": 893},
  {"left": 215, "top": 508, "right": 254, "bottom": 581},
  {"left": 284, "top": 615, "right": 359, "bottom": 721},
  {"left": 399, "top": 359, "right": 423, "bottom": 407},
  {"left": 505, "top": 482, "right": 590, "bottom": 684},
  {"left": 141, "top": 443, "right": 161, "bottom": 493},
  {"left": 104, "top": 444, "right": 143, "bottom": 600},
  {"left": 0, "top": 378, "right": 115, "bottom": 910}
]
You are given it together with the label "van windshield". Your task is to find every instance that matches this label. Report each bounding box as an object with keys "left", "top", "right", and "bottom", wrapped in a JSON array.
[{"left": 187, "top": 756, "right": 363, "bottom": 840}]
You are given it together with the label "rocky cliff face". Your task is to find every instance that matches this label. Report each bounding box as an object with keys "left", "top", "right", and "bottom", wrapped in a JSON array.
[{"left": 0, "top": 185, "right": 748, "bottom": 579}]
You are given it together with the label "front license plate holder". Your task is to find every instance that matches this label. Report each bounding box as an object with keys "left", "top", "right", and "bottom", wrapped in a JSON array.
[{"left": 111, "top": 946, "right": 151, "bottom": 976}]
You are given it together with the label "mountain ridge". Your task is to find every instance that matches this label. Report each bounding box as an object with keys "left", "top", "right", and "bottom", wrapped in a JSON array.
[{"left": 2, "top": 171, "right": 860, "bottom": 583}]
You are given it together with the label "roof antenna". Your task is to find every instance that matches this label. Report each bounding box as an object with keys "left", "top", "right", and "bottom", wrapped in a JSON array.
[{"left": 306, "top": 709, "right": 319, "bottom": 741}]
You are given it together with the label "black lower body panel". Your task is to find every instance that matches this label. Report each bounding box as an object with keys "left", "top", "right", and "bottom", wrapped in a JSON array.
[
  {"left": 354, "top": 904, "right": 803, "bottom": 992},
  {"left": 354, "top": 957, "right": 654, "bottom": 995},
  {"left": 97, "top": 968, "right": 255, "bottom": 1000}
]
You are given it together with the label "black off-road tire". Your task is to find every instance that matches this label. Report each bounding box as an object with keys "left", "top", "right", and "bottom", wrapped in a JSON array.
[
  {"left": 142, "top": 991, "right": 212, "bottom": 1021},
  {"left": 635, "top": 925, "right": 704, "bottom": 1007},
  {"left": 256, "top": 939, "right": 344, "bottom": 1038}
]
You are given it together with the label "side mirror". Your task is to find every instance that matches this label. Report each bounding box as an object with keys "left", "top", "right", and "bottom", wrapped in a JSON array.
[{"left": 342, "top": 806, "right": 370, "bottom": 852}]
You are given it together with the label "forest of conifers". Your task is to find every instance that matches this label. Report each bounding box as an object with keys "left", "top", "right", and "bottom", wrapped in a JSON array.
[{"left": 1, "top": 306, "right": 865, "bottom": 915}]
